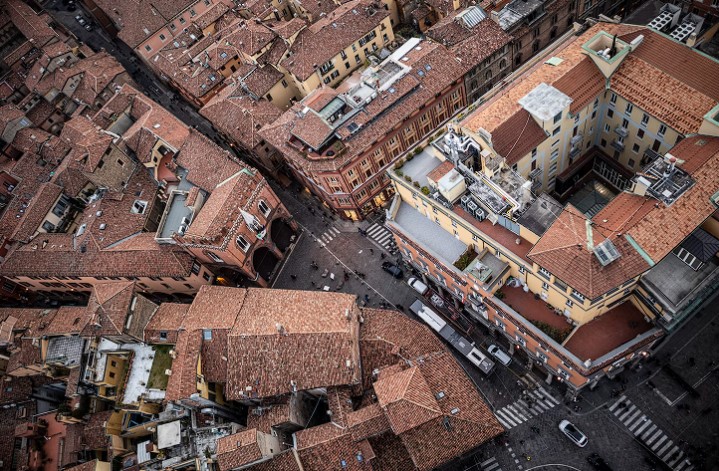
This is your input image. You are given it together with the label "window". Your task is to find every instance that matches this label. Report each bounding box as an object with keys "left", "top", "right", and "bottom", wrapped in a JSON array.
[
  {"left": 258, "top": 200, "right": 270, "bottom": 216},
  {"left": 518, "top": 265, "right": 525, "bottom": 274},
  {"left": 159, "top": 33, "right": 166, "bottom": 41},
  {"left": 542, "top": 282, "right": 550, "bottom": 290},
  {"left": 553, "top": 112, "right": 562, "bottom": 124},
  {"left": 571, "top": 289, "right": 585, "bottom": 302},
  {"left": 495, "top": 319, "right": 506, "bottom": 331},
  {"left": 632, "top": 144, "right": 640, "bottom": 153},
  {"left": 557, "top": 368, "right": 571, "bottom": 380},
  {"left": 622, "top": 118, "right": 629, "bottom": 128},
  {"left": 111, "top": 360, "right": 117, "bottom": 367},
  {"left": 536, "top": 350, "right": 548, "bottom": 363},
  {"left": 236, "top": 236, "right": 250, "bottom": 252},
  {"left": 190, "top": 8, "right": 196, "bottom": 16},
  {"left": 191, "top": 262, "right": 201, "bottom": 275},
  {"left": 637, "top": 128, "right": 644, "bottom": 139},
  {"left": 515, "top": 335, "right": 526, "bottom": 347},
  {"left": 658, "top": 124, "right": 667, "bottom": 136},
  {"left": 206, "top": 251, "right": 224, "bottom": 263},
  {"left": 641, "top": 113, "right": 649, "bottom": 126},
  {"left": 144, "top": 45, "right": 152, "bottom": 52},
  {"left": 539, "top": 267, "right": 551, "bottom": 279},
  {"left": 610, "top": 92, "right": 617, "bottom": 104},
  {"left": 552, "top": 127, "right": 560, "bottom": 136},
  {"left": 203, "top": 329, "right": 213, "bottom": 340},
  {"left": 674, "top": 247, "right": 703, "bottom": 270},
  {"left": 625, "top": 103, "right": 633, "bottom": 114},
  {"left": 160, "top": 331, "right": 168, "bottom": 340},
  {"left": 179, "top": 17, "right": 186, "bottom": 24},
  {"left": 604, "top": 123, "right": 611, "bottom": 133},
  {"left": 109, "top": 372, "right": 116, "bottom": 379},
  {"left": 566, "top": 299, "right": 574, "bottom": 307},
  {"left": 607, "top": 108, "right": 614, "bottom": 118}
]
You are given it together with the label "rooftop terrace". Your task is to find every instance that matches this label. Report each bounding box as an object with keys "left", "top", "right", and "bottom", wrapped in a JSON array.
[{"left": 563, "top": 301, "right": 655, "bottom": 361}]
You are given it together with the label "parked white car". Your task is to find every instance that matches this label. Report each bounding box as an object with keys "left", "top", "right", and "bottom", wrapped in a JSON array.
[
  {"left": 487, "top": 344, "right": 512, "bottom": 366},
  {"left": 559, "top": 419, "right": 588, "bottom": 447},
  {"left": 407, "top": 277, "right": 428, "bottom": 295}
]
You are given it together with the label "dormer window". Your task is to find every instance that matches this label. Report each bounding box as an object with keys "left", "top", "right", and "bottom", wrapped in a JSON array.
[{"left": 132, "top": 200, "right": 147, "bottom": 214}]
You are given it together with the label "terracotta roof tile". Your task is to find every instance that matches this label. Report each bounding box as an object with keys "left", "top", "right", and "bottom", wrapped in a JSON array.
[
  {"left": 281, "top": 0, "right": 389, "bottom": 81},
  {"left": 45, "top": 306, "right": 92, "bottom": 336},
  {"left": 216, "top": 429, "right": 264, "bottom": 471},
  {"left": 176, "top": 129, "right": 243, "bottom": 192},
  {"left": 346, "top": 402, "right": 391, "bottom": 441},
  {"left": 226, "top": 289, "right": 361, "bottom": 399},
  {"left": 553, "top": 56, "right": 605, "bottom": 114},
  {"left": 247, "top": 403, "right": 291, "bottom": 433},
  {"left": 491, "top": 108, "right": 547, "bottom": 165},
  {"left": 625, "top": 136, "right": 719, "bottom": 262},
  {"left": 374, "top": 366, "right": 442, "bottom": 435},
  {"left": 528, "top": 204, "right": 650, "bottom": 298},
  {"left": 144, "top": 303, "right": 190, "bottom": 344},
  {"left": 200, "top": 88, "right": 282, "bottom": 150},
  {"left": 295, "top": 423, "right": 364, "bottom": 471},
  {"left": 611, "top": 55, "right": 715, "bottom": 135},
  {"left": 426, "top": 161, "right": 455, "bottom": 183}
]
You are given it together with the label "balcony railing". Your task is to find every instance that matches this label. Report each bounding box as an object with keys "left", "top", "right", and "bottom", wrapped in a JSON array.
[
  {"left": 528, "top": 167, "right": 543, "bottom": 181},
  {"left": 614, "top": 126, "right": 629, "bottom": 138},
  {"left": 611, "top": 139, "right": 625, "bottom": 151}
]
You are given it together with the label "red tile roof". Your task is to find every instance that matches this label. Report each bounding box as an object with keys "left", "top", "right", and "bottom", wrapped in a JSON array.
[
  {"left": 527, "top": 205, "right": 650, "bottom": 299},
  {"left": 374, "top": 366, "right": 442, "bottom": 435},
  {"left": 553, "top": 56, "right": 606, "bottom": 114},
  {"left": 176, "top": 129, "right": 243, "bottom": 192},
  {"left": 216, "top": 429, "right": 264, "bottom": 471},
  {"left": 281, "top": 0, "right": 389, "bottom": 81},
  {"left": 491, "top": 108, "right": 548, "bottom": 165},
  {"left": 624, "top": 136, "right": 719, "bottom": 262},
  {"left": 226, "top": 289, "right": 361, "bottom": 399}
]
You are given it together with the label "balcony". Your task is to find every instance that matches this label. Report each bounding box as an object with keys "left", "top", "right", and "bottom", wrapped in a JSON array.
[
  {"left": 498, "top": 285, "right": 573, "bottom": 340},
  {"left": 610, "top": 139, "right": 625, "bottom": 151},
  {"left": 528, "top": 167, "right": 543, "bottom": 181},
  {"left": 569, "top": 146, "right": 581, "bottom": 158},
  {"left": 614, "top": 126, "right": 629, "bottom": 138}
]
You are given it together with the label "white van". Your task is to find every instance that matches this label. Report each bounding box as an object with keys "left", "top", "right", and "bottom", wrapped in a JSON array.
[{"left": 407, "top": 277, "right": 428, "bottom": 295}]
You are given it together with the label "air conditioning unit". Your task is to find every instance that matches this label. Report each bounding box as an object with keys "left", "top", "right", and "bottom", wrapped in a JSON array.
[{"left": 474, "top": 208, "right": 486, "bottom": 221}]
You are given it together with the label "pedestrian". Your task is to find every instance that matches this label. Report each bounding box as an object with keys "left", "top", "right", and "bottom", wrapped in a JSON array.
[
  {"left": 364, "top": 294, "right": 370, "bottom": 303},
  {"left": 290, "top": 274, "right": 297, "bottom": 280},
  {"left": 370, "top": 248, "right": 374, "bottom": 254}
]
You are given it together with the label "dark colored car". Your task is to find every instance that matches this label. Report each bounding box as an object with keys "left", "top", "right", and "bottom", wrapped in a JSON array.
[
  {"left": 381, "top": 261, "right": 403, "bottom": 279},
  {"left": 587, "top": 453, "right": 613, "bottom": 471}
]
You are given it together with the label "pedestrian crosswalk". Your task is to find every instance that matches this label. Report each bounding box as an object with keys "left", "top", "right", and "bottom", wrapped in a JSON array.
[
  {"left": 316, "top": 226, "right": 341, "bottom": 247},
  {"left": 365, "top": 223, "right": 396, "bottom": 251},
  {"left": 479, "top": 456, "right": 503, "bottom": 471},
  {"left": 493, "top": 386, "right": 560, "bottom": 430},
  {"left": 609, "top": 395, "right": 694, "bottom": 471}
]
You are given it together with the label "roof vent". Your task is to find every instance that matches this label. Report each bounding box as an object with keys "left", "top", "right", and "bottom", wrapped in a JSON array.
[{"left": 99, "top": 223, "right": 107, "bottom": 230}]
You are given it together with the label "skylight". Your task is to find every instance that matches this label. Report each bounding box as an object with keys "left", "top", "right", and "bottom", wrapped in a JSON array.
[{"left": 594, "top": 239, "right": 621, "bottom": 266}]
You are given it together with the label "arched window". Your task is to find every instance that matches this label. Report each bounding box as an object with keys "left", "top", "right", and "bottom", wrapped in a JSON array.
[
  {"left": 236, "top": 236, "right": 250, "bottom": 252},
  {"left": 485, "top": 70, "right": 493, "bottom": 81},
  {"left": 258, "top": 200, "right": 270, "bottom": 216},
  {"left": 499, "top": 59, "right": 507, "bottom": 70},
  {"left": 206, "top": 251, "right": 224, "bottom": 263}
]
